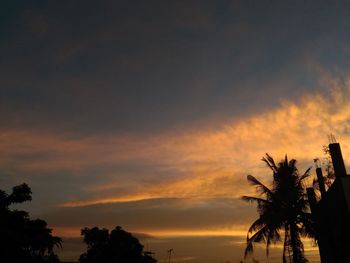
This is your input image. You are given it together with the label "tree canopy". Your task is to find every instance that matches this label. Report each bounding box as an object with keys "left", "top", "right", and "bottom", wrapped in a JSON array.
[
  {"left": 79, "top": 226, "right": 157, "bottom": 263},
  {"left": 0, "top": 183, "right": 62, "bottom": 263}
]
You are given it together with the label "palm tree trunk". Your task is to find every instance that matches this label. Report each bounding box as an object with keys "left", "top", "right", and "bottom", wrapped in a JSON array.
[
  {"left": 283, "top": 224, "right": 292, "bottom": 263},
  {"left": 283, "top": 240, "right": 287, "bottom": 263},
  {"left": 289, "top": 222, "right": 305, "bottom": 263},
  {"left": 290, "top": 223, "right": 298, "bottom": 263}
]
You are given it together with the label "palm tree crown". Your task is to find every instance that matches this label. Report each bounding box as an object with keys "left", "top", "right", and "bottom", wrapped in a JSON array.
[{"left": 242, "top": 154, "right": 315, "bottom": 263}]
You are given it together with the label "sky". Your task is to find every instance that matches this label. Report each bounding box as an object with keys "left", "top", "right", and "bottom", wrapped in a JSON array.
[{"left": 2, "top": 1, "right": 350, "bottom": 262}]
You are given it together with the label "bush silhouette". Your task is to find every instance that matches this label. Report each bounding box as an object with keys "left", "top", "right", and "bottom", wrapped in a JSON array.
[
  {"left": 79, "top": 226, "right": 157, "bottom": 263},
  {"left": 0, "top": 183, "right": 62, "bottom": 263}
]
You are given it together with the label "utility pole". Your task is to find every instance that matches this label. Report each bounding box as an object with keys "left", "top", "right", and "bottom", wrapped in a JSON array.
[{"left": 167, "top": 249, "right": 173, "bottom": 263}]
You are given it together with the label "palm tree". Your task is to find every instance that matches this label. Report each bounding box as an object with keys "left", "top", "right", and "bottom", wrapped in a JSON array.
[{"left": 242, "top": 154, "right": 315, "bottom": 263}]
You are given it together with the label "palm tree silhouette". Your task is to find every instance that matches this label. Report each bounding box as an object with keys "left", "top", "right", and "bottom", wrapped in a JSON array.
[{"left": 242, "top": 154, "right": 315, "bottom": 263}]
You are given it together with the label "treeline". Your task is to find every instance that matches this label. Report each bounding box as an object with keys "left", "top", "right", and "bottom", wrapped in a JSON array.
[{"left": 0, "top": 184, "right": 157, "bottom": 263}]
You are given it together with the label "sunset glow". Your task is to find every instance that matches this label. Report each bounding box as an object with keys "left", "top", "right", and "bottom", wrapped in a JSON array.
[{"left": 2, "top": 2, "right": 350, "bottom": 262}]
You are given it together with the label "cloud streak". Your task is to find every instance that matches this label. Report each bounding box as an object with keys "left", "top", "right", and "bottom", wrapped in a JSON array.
[
  {"left": 3, "top": 2, "right": 350, "bottom": 262},
  {"left": 3, "top": 78, "right": 350, "bottom": 249},
  {"left": 47, "top": 81, "right": 350, "bottom": 208},
  {"left": 2, "top": 83, "right": 350, "bottom": 207}
]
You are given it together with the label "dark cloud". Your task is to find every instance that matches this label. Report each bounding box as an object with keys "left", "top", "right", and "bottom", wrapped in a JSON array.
[
  {"left": 2, "top": 1, "right": 350, "bottom": 135},
  {"left": 1, "top": 2, "right": 348, "bottom": 262}
]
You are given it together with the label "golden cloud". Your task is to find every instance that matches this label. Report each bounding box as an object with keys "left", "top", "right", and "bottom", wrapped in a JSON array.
[{"left": 3, "top": 82, "right": 350, "bottom": 208}]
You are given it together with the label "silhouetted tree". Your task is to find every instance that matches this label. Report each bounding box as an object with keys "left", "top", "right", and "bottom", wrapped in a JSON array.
[
  {"left": 0, "top": 183, "right": 62, "bottom": 263},
  {"left": 242, "top": 155, "right": 315, "bottom": 263},
  {"left": 79, "top": 226, "right": 157, "bottom": 263}
]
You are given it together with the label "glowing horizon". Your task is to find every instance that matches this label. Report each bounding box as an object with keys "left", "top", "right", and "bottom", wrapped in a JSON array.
[{"left": 3, "top": 2, "right": 350, "bottom": 262}]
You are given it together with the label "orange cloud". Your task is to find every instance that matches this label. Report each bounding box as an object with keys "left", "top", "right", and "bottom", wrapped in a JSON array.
[
  {"left": 60, "top": 83, "right": 350, "bottom": 207},
  {"left": 51, "top": 225, "right": 249, "bottom": 239},
  {"left": 3, "top": 81, "right": 350, "bottom": 210}
]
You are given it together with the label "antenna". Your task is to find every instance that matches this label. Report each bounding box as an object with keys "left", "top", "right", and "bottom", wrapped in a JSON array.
[
  {"left": 328, "top": 134, "right": 337, "bottom": 144},
  {"left": 167, "top": 249, "right": 173, "bottom": 263}
]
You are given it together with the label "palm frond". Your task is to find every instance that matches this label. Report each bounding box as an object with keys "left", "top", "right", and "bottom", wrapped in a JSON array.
[
  {"left": 298, "top": 212, "right": 316, "bottom": 239},
  {"left": 265, "top": 228, "right": 282, "bottom": 258},
  {"left": 241, "top": 196, "right": 270, "bottom": 204},
  {"left": 262, "top": 153, "right": 278, "bottom": 172},
  {"left": 298, "top": 167, "right": 312, "bottom": 182},
  {"left": 245, "top": 225, "right": 269, "bottom": 258},
  {"left": 247, "top": 217, "right": 266, "bottom": 235},
  {"left": 284, "top": 155, "right": 289, "bottom": 166},
  {"left": 246, "top": 175, "right": 274, "bottom": 198},
  {"left": 288, "top": 157, "right": 296, "bottom": 169}
]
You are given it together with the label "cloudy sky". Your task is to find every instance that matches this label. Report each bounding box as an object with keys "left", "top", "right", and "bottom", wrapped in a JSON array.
[{"left": 2, "top": 1, "right": 350, "bottom": 262}]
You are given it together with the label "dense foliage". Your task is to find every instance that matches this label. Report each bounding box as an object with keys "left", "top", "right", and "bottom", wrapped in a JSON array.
[
  {"left": 79, "top": 226, "right": 157, "bottom": 263},
  {"left": 0, "top": 183, "right": 62, "bottom": 263}
]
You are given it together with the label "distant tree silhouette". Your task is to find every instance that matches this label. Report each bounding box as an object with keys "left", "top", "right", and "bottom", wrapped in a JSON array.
[
  {"left": 79, "top": 226, "right": 157, "bottom": 263},
  {"left": 0, "top": 183, "right": 62, "bottom": 263},
  {"left": 242, "top": 155, "right": 315, "bottom": 263}
]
